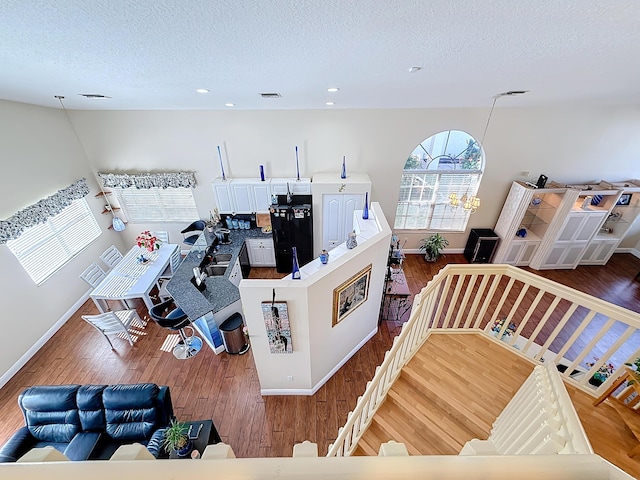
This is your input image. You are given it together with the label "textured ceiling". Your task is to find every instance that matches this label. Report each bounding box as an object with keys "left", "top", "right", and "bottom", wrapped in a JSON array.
[{"left": 2, "top": 0, "right": 640, "bottom": 110}]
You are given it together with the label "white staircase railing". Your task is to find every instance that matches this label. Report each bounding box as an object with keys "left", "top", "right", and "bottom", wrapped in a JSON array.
[
  {"left": 460, "top": 363, "right": 593, "bottom": 455},
  {"left": 327, "top": 264, "right": 640, "bottom": 457}
]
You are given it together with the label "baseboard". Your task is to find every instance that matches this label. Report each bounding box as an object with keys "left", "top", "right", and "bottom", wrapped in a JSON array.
[
  {"left": 616, "top": 247, "right": 640, "bottom": 259},
  {"left": 0, "top": 292, "right": 91, "bottom": 390},
  {"left": 403, "top": 248, "right": 464, "bottom": 255},
  {"left": 260, "top": 325, "right": 379, "bottom": 396}
]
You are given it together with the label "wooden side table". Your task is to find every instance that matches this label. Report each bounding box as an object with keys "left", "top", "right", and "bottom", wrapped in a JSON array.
[
  {"left": 380, "top": 270, "right": 411, "bottom": 323},
  {"left": 169, "top": 419, "right": 221, "bottom": 459}
]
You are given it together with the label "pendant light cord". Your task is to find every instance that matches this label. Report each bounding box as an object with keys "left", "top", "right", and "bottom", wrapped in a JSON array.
[
  {"left": 56, "top": 96, "right": 125, "bottom": 230},
  {"left": 480, "top": 95, "right": 499, "bottom": 146}
]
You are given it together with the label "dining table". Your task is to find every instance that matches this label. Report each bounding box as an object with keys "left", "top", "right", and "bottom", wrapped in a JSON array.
[{"left": 90, "top": 243, "right": 178, "bottom": 314}]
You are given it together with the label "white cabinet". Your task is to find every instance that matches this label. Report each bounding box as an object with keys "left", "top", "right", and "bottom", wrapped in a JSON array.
[
  {"left": 212, "top": 178, "right": 234, "bottom": 213},
  {"left": 270, "top": 178, "right": 311, "bottom": 195},
  {"left": 246, "top": 238, "right": 276, "bottom": 267},
  {"left": 536, "top": 210, "right": 608, "bottom": 269},
  {"left": 213, "top": 178, "right": 274, "bottom": 214},
  {"left": 493, "top": 181, "right": 569, "bottom": 266},
  {"left": 503, "top": 240, "right": 540, "bottom": 266},
  {"left": 578, "top": 180, "right": 640, "bottom": 265}
]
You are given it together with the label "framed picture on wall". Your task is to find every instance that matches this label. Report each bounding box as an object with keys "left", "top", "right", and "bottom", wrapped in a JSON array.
[
  {"left": 332, "top": 264, "right": 372, "bottom": 327},
  {"left": 261, "top": 301, "right": 293, "bottom": 354},
  {"left": 617, "top": 193, "right": 632, "bottom": 206}
]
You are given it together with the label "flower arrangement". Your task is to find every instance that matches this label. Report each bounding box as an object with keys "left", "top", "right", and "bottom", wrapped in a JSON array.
[
  {"left": 136, "top": 231, "right": 160, "bottom": 252},
  {"left": 586, "top": 357, "right": 616, "bottom": 385}
]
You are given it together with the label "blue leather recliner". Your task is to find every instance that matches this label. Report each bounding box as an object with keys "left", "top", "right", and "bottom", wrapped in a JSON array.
[{"left": 0, "top": 383, "right": 173, "bottom": 462}]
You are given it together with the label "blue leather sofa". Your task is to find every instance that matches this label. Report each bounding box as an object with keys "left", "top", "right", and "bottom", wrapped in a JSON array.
[{"left": 0, "top": 383, "right": 173, "bottom": 462}]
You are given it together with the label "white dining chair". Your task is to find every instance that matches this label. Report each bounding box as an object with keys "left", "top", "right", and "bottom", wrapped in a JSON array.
[
  {"left": 150, "top": 231, "right": 170, "bottom": 245},
  {"left": 158, "top": 246, "right": 183, "bottom": 301},
  {"left": 81, "top": 309, "right": 141, "bottom": 349},
  {"left": 99, "top": 245, "right": 124, "bottom": 270},
  {"left": 80, "top": 262, "right": 107, "bottom": 288}
]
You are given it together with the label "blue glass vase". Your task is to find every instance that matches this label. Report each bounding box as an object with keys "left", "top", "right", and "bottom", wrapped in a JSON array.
[
  {"left": 291, "top": 246, "right": 301, "bottom": 279},
  {"left": 362, "top": 192, "right": 369, "bottom": 219},
  {"left": 341, "top": 156, "right": 346, "bottom": 179}
]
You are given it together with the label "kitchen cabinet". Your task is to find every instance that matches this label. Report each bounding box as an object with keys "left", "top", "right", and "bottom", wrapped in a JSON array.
[
  {"left": 246, "top": 238, "right": 276, "bottom": 267},
  {"left": 270, "top": 178, "right": 311, "bottom": 195},
  {"left": 212, "top": 178, "right": 234, "bottom": 213},
  {"left": 213, "top": 178, "right": 275, "bottom": 214}
]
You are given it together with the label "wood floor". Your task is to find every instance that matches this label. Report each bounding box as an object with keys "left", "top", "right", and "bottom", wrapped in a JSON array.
[
  {"left": 0, "top": 253, "right": 639, "bottom": 473},
  {"left": 354, "top": 333, "right": 535, "bottom": 456}
]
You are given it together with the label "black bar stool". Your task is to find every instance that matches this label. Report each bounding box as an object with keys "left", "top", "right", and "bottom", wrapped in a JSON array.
[{"left": 149, "top": 299, "right": 203, "bottom": 359}]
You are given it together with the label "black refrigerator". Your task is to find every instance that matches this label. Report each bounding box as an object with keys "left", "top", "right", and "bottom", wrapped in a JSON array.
[{"left": 270, "top": 195, "right": 313, "bottom": 273}]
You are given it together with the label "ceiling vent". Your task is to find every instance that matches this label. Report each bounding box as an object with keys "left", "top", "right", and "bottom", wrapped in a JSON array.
[
  {"left": 79, "top": 93, "right": 111, "bottom": 99},
  {"left": 260, "top": 92, "right": 282, "bottom": 99}
]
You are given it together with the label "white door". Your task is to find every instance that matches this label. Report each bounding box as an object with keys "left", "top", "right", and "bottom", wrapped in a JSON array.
[{"left": 322, "top": 194, "right": 364, "bottom": 251}]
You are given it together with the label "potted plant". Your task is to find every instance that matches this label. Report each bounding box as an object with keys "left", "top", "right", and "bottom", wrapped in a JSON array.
[
  {"left": 162, "top": 419, "right": 192, "bottom": 456},
  {"left": 419, "top": 233, "right": 449, "bottom": 262}
]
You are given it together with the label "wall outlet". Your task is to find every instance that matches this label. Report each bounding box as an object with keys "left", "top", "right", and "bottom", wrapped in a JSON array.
[
  {"left": 287, "top": 375, "right": 293, "bottom": 381},
  {"left": 520, "top": 170, "right": 530, "bottom": 177}
]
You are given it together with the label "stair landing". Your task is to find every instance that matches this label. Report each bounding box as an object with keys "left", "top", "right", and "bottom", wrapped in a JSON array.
[{"left": 354, "top": 332, "right": 534, "bottom": 455}]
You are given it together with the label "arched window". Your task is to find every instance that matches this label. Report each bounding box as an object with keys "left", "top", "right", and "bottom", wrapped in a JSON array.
[{"left": 394, "top": 130, "right": 484, "bottom": 231}]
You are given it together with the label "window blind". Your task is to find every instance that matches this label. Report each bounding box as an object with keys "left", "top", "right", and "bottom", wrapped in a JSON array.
[
  {"left": 7, "top": 198, "right": 101, "bottom": 285},
  {"left": 114, "top": 187, "right": 198, "bottom": 223}
]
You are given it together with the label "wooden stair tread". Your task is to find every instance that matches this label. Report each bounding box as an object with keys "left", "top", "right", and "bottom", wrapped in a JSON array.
[{"left": 355, "top": 333, "right": 534, "bottom": 456}]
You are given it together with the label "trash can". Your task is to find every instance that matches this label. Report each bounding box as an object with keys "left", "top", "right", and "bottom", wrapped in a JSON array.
[{"left": 219, "top": 312, "right": 249, "bottom": 354}]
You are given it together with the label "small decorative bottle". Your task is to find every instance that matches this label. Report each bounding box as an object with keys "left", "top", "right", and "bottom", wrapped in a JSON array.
[
  {"left": 362, "top": 192, "right": 369, "bottom": 219},
  {"left": 341, "top": 156, "right": 347, "bottom": 179},
  {"left": 291, "top": 246, "right": 301, "bottom": 279},
  {"left": 320, "top": 249, "right": 329, "bottom": 264},
  {"left": 346, "top": 231, "right": 358, "bottom": 249}
]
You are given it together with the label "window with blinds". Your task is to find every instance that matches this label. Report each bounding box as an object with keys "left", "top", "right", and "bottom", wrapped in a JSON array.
[
  {"left": 114, "top": 187, "right": 198, "bottom": 223},
  {"left": 394, "top": 130, "right": 484, "bottom": 231},
  {"left": 7, "top": 198, "right": 101, "bottom": 285}
]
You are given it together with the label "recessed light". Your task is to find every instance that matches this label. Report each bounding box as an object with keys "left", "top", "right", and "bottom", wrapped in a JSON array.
[
  {"left": 325, "top": 102, "right": 335, "bottom": 106},
  {"left": 408, "top": 66, "right": 422, "bottom": 73},
  {"left": 327, "top": 87, "right": 340, "bottom": 92},
  {"left": 225, "top": 103, "right": 235, "bottom": 107},
  {"left": 196, "top": 88, "right": 210, "bottom": 94}
]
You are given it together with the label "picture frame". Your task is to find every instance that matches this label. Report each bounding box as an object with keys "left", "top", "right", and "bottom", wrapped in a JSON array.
[
  {"left": 332, "top": 264, "right": 372, "bottom": 327},
  {"left": 617, "top": 193, "right": 632, "bottom": 206},
  {"left": 261, "top": 301, "right": 293, "bottom": 354}
]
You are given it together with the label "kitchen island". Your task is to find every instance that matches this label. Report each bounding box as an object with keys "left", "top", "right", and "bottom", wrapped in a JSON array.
[{"left": 166, "top": 226, "right": 273, "bottom": 353}]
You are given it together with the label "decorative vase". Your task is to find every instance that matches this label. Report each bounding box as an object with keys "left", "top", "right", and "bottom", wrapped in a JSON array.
[
  {"left": 362, "top": 192, "right": 369, "bottom": 219},
  {"left": 341, "top": 156, "right": 346, "bottom": 179},
  {"left": 259, "top": 165, "right": 265, "bottom": 182},
  {"left": 291, "top": 246, "right": 301, "bottom": 279},
  {"left": 346, "top": 231, "right": 357, "bottom": 249},
  {"left": 320, "top": 250, "right": 329, "bottom": 264}
]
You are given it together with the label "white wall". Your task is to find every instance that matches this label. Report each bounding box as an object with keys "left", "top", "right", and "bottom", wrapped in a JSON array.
[
  {"left": 0, "top": 100, "right": 128, "bottom": 384},
  {"left": 2, "top": 100, "right": 640, "bottom": 382},
  {"left": 238, "top": 204, "right": 391, "bottom": 394}
]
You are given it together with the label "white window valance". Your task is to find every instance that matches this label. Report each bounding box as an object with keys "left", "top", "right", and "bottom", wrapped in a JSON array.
[
  {"left": 0, "top": 178, "right": 90, "bottom": 244},
  {"left": 98, "top": 172, "right": 196, "bottom": 189}
]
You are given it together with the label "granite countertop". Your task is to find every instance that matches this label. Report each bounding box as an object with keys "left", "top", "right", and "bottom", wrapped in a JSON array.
[{"left": 166, "top": 226, "right": 272, "bottom": 321}]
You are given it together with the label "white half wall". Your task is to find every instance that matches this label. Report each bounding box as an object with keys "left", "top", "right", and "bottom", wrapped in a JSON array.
[{"left": 238, "top": 204, "right": 391, "bottom": 394}]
